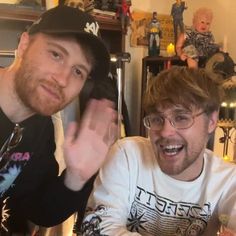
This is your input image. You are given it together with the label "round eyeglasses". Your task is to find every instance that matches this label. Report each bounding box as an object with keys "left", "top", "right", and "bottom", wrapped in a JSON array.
[{"left": 143, "top": 111, "right": 205, "bottom": 131}]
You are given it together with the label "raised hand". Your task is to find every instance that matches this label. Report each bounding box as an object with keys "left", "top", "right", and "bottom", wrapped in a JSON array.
[{"left": 63, "top": 99, "right": 118, "bottom": 191}]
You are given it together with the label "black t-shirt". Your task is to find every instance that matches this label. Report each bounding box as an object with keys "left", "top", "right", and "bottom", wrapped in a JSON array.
[{"left": 0, "top": 109, "right": 93, "bottom": 234}]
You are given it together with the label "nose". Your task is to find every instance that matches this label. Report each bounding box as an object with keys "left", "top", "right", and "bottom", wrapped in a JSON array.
[
  {"left": 158, "top": 118, "right": 176, "bottom": 137},
  {"left": 51, "top": 67, "right": 70, "bottom": 88}
]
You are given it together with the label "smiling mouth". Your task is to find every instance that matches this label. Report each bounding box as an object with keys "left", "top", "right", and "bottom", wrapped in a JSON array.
[
  {"left": 160, "top": 144, "right": 184, "bottom": 156},
  {"left": 41, "top": 84, "right": 61, "bottom": 101}
]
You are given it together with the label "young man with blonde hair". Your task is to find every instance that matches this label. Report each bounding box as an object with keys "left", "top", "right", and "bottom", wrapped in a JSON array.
[{"left": 82, "top": 66, "right": 236, "bottom": 235}]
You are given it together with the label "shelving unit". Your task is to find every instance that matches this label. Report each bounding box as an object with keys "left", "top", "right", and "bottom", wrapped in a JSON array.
[
  {"left": 0, "top": 5, "right": 125, "bottom": 52},
  {"left": 0, "top": 6, "right": 43, "bottom": 22}
]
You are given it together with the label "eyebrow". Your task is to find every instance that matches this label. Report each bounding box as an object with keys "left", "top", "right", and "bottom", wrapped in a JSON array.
[
  {"left": 156, "top": 108, "right": 191, "bottom": 115},
  {"left": 47, "top": 42, "right": 69, "bottom": 56},
  {"left": 46, "top": 42, "right": 91, "bottom": 76}
]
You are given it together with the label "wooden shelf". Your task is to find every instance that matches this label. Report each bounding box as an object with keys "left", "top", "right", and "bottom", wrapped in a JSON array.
[
  {"left": 92, "top": 15, "right": 122, "bottom": 31},
  {"left": 0, "top": 5, "right": 122, "bottom": 31},
  {"left": 0, "top": 6, "right": 43, "bottom": 22}
]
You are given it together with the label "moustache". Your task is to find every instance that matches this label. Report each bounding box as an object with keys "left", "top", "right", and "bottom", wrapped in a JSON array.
[
  {"left": 40, "top": 79, "right": 65, "bottom": 101},
  {"left": 155, "top": 138, "right": 184, "bottom": 146}
]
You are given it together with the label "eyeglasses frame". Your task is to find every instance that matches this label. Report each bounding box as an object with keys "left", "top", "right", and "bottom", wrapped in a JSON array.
[{"left": 143, "top": 110, "right": 206, "bottom": 131}]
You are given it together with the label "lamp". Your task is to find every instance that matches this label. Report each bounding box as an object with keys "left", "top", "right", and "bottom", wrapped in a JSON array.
[
  {"left": 218, "top": 78, "right": 236, "bottom": 161},
  {"left": 166, "top": 43, "right": 175, "bottom": 57}
]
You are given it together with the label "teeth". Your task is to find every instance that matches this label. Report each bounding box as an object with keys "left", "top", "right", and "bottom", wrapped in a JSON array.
[
  {"left": 161, "top": 145, "right": 183, "bottom": 155},
  {"left": 165, "top": 145, "right": 182, "bottom": 150}
]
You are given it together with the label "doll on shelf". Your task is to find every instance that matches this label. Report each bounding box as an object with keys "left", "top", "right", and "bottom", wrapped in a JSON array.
[
  {"left": 176, "top": 7, "right": 220, "bottom": 68},
  {"left": 148, "top": 11, "right": 162, "bottom": 56},
  {"left": 116, "top": 0, "right": 133, "bottom": 33}
]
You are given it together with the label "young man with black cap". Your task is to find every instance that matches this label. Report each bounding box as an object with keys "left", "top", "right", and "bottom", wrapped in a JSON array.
[{"left": 0, "top": 5, "right": 117, "bottom": 234}]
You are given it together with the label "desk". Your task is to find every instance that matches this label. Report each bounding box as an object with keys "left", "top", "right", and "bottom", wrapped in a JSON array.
[{"left": 140, "top": 56, "right": 183, "bottom": 136}]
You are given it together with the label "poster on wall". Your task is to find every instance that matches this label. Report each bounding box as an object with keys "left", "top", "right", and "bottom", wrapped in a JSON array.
[{"left": 130, "top": 10, "right": 174, "bottom": 50}]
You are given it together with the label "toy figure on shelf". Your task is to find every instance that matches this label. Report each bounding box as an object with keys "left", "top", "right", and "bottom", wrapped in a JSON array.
[
  {"left": 101, "top": 0, "right": 109, "bottom": 10},
  {"left": 171, "top": 0, "right": 187, "bottom": 44},
  {"left": 65, "top": 0, "right": 85, "bottom": 10},
  {"left": 176, "top": 7, "right": 220, "bottom": 68},
  {"left": 148, "top": 11, "right": 162, "bottom": 56},
  {"left": 116, "top": 0, "right": 133, "bottom": 33}
]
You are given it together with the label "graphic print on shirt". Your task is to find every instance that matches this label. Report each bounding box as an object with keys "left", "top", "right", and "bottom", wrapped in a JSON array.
[
  {"left": 0, "top": 151, "right": 31, "bottom": 232},
  {"left": 127, "top": 186, "right": 211, "bottom": 235},
  {"left": 1, "top": 197, "right": 10, "bottom": 232},
  {"left": 82, "top": 205, "right": 108, "bottom": 236},
  {"left": 0, "top": 151, "right": 31, "bottom": 197}
]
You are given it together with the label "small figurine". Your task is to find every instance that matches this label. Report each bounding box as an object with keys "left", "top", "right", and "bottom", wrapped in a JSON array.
[
  {"left": 171, "top": 0, "right": 187, "bottom": 43},
  {"left": 65, "top": 0, "right": 85, "bottom": 10},
  {"left": 116, "top": 0, "right": 133, "bottom": 33},
  {"left": 176, "top": 7, "right": 220, "bottom": 68},
  {"left": 101, "top": 0, "right": 109, "bottom": 11},
  {"left": 148, "top": 11, "right": 162, "bottom": 56}
]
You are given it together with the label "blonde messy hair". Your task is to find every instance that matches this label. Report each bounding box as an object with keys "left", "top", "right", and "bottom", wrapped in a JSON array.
[{"left": 143, "top": 66, "right": 224, "bottom": 114}]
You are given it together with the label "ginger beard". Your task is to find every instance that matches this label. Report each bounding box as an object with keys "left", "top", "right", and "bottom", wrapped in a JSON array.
[{"left": 14, "top": 54, "right": 67, "bottom": 116}]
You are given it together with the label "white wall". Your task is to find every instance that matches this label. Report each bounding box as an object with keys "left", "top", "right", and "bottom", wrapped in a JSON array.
[{"left": 124, "top": 0, "right": 236, "bottom": 158}]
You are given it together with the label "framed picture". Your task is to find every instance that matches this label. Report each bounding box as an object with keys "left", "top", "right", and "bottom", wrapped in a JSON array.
[{"left": 130, "top": 10, "right": 174, "bottom": 50}]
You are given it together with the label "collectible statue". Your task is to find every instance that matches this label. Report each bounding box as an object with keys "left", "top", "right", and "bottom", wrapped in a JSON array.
[
  {"left": 176, "top": 7, "right": 220, "bottom": 68},
  {"left": 171, "top": 0, "right": 187, "bottom": 43},
  {"left": 101, "top": 0, "right": 109, "bottom": 10},
  {"left": 65, "top": 0, "right": 84, "bottom": 10},
  {"left": 148, "top": 11, "right": 162, "bottom": 56},
  {"left": 116, "top": 0, "right": 133, "bottom": 33}
]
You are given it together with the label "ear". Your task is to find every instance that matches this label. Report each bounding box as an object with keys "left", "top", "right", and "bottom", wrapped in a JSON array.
[
  {"left": 17, "top": 32, "right": 30, "bottom": 58},
  {"left": 207, "top": 110, "right": 219, "bottom": 134}
]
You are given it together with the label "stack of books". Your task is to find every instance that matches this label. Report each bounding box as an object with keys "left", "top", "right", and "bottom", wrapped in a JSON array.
[{"left": 91, "top": 8, "right": 116, "bottom": 20}]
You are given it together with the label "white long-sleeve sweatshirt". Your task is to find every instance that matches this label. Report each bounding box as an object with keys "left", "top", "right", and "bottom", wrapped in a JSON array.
[{"left": 82, "top": 137, "right": 236, "bottom": 236}]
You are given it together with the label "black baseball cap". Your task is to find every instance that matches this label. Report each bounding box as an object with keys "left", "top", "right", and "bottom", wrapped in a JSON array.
[{"left": 27, "top": 5, "right": 110, "bottom": 81}]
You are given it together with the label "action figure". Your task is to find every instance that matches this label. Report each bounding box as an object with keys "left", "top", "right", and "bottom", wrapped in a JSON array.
[
  {"left": 116, "top": 0, "right": 133, "bottom": 33},
  {"left": 148, "top": 11, "right": 162, "bottom": 56},
  {"left": 176, "top": 7, "right": 219, "bottom": 68},
  {"left": 171, "top": 0, "right": 187, "bottom": 43},
  {"left": 101, "top": 0, "right": 109, "bottom": 10}
]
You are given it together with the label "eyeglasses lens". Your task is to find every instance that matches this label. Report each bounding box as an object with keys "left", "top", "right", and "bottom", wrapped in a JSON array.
[{"left": 144, "top": 114, "right": 194, "bottom": 130}]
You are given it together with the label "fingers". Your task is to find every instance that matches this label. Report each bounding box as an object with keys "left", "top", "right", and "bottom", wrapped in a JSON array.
[
  {"left": 77, "top": 98, "right": 118, "bottom": 145},
  {"left": 62, "top": 99, "right": 118, "bottom": 187},
  {"left": 103, "top": 121, "right": 118, "bottom": 146},
  {"left": 64, "top": 121, "right": 78, "bottom": 147},
  {"left": 80, "top": 99, "right": 115, "bottom": 127},
  {"left": 180, "top": 53, "right": 187, "bottom": 61}
]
